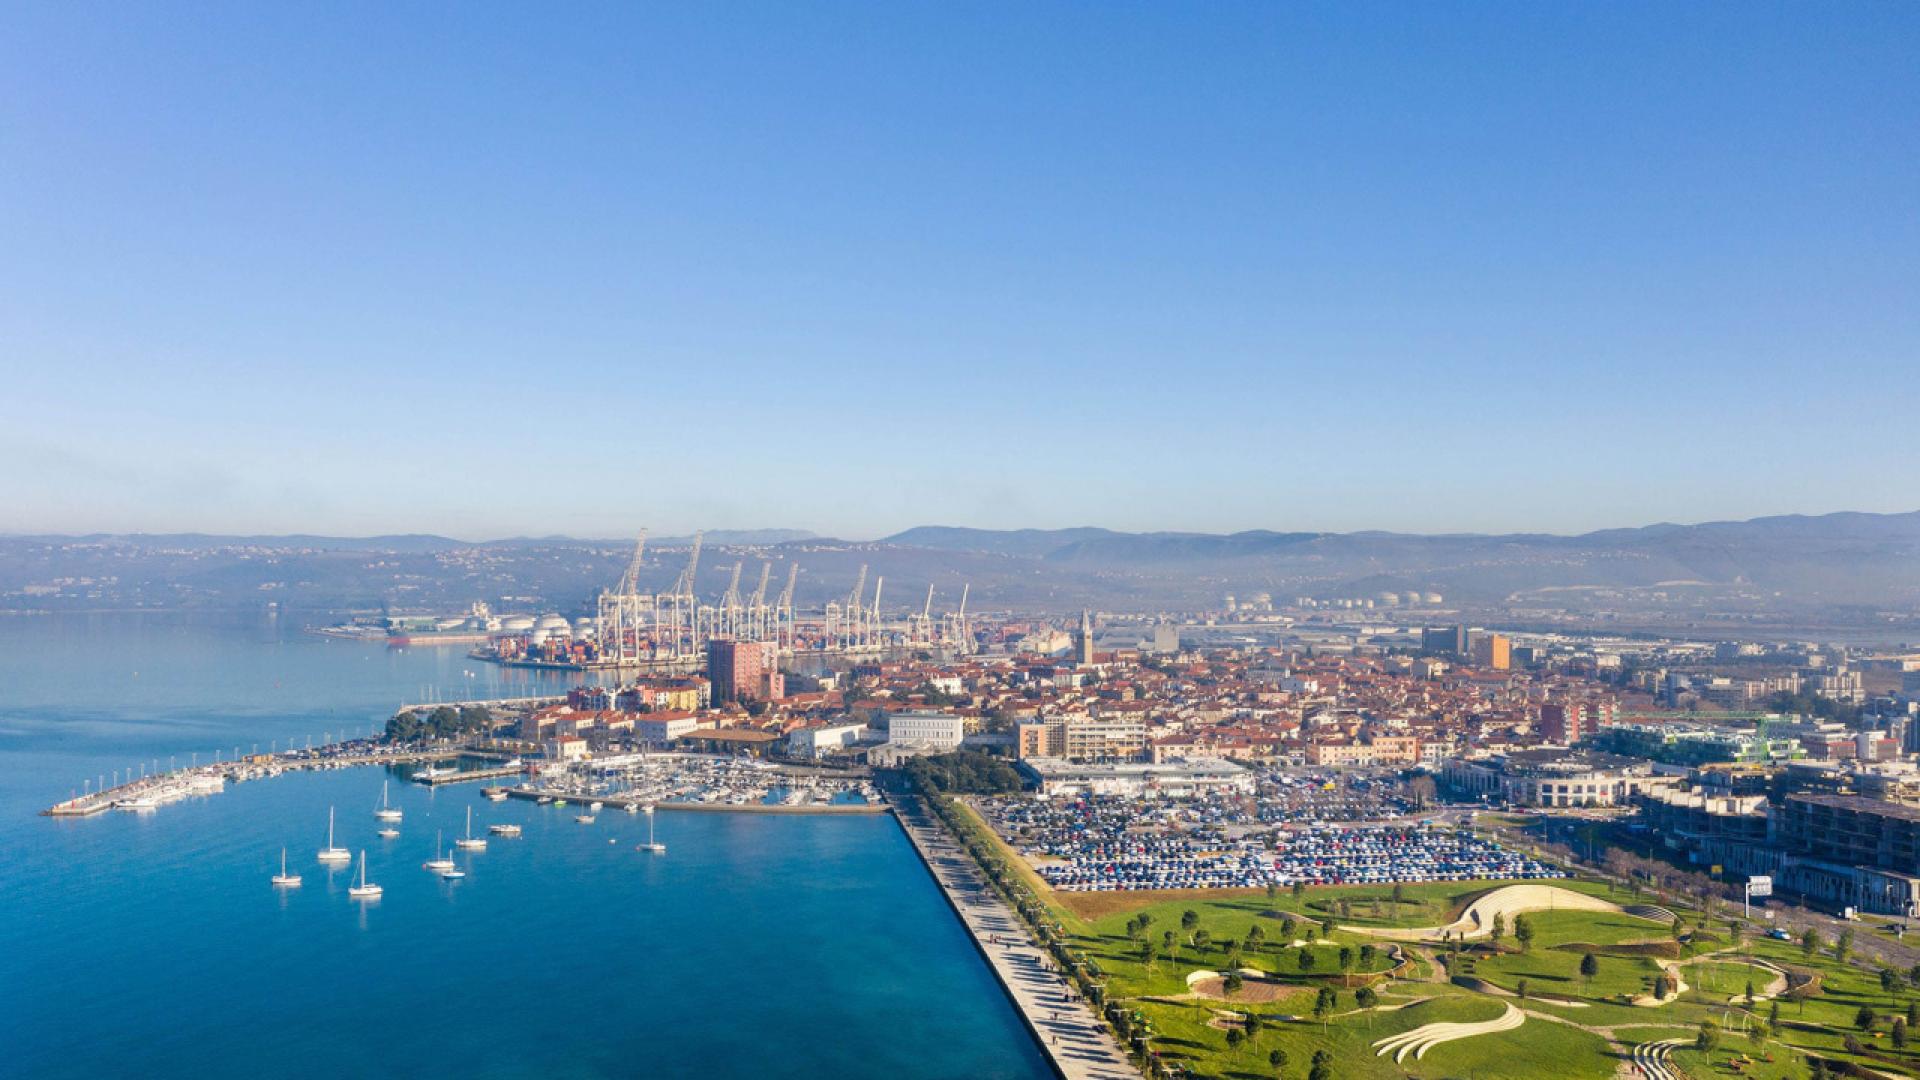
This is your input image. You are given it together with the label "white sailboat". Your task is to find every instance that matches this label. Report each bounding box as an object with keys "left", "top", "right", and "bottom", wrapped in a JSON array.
[
  {"left": 317, "top": 807, "right": 351, "bottom": 863},
  {"left": 271, "top": 847, "right": 303, "bottom": 887},
  {"left": 374, "top": 780, "right": 403, "bottom": 822},
  {"left": 454, "top": 806, "right": 486, "bottom": 851},
  {"left": 422, "top": 830, "right": 455, "bottom": 872},
  {"left": 635, "top": 804, "right": 666, "bottom": 854},
  {"left": 347, "top": 850, "right": 382, "bottom": 899}
]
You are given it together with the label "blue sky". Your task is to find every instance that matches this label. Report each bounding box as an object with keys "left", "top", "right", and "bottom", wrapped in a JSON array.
[{"left": 2, "top": 3, "right": 1915, "bottom": 540}]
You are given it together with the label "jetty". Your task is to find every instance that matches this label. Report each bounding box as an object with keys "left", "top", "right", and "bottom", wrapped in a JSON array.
[{"left": 890, "top": 794, "right": 1136, "bottom": 1080}]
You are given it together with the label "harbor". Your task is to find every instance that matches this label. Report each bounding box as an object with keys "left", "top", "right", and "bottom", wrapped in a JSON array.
[{"left": 505, "top": 752, "right": 884, "bottom": 812}]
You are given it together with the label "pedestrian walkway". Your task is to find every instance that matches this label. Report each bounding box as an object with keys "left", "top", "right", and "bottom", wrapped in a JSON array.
[{"left": 893, "top": 796, "right": 1137, "bottom": 1080}]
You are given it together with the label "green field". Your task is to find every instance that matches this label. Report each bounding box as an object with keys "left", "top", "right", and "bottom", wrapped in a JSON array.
[{"left": 943, "top": 797, "right": 1920, "bottom": 1079}]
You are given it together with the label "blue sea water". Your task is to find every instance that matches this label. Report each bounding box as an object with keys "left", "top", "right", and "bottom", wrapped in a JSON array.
[{"left": 0, "top": 612, "right": 1048, "bottom": 1079}]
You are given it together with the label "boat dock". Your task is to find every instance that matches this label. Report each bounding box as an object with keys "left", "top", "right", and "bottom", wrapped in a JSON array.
[
  {"left": 890, "top": 794, "right": 1136, "bottom": 1080},
  {"left": 413, "top": 764, "right": 527, "bottom": 787},
  {"left": 500, "top": 787, "right": 886, "bottom": 814},
  {"left": 42, "top": 747, "right": 461, "bottom": 817}
]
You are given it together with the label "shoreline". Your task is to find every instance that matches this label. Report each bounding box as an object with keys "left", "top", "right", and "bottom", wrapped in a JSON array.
[{"left": 888, "top": 792, "right": 1136, "bottom": 1080}]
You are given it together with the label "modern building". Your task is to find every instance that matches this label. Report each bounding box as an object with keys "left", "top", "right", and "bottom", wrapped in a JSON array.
[
  {"left": 1443, "top": 749, "right": 1670, "bottom": 808},
  {"left": 706, "top": 639, "right": 783, "bottom": 703},
  {"left": 1773, "top": 794, "right": 1920, "bottom": 916},
  {"left": 1018, "top": 756, "right": 1254, "bottom": 798}
]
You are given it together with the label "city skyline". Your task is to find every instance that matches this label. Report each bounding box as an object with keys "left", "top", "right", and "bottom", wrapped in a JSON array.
[{"left": 5, "top": 3, "right": 1918, "bottom": 536}]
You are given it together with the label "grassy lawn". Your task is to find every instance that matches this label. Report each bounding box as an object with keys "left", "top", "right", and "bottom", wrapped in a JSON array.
[{"left": 943, "top": 798, "right": 1920, "bottom": 1079}]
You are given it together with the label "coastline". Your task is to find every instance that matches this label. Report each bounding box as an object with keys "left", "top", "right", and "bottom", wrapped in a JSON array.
[{"left": 888, "top": 792, "right": 1136, "bottom": 1080}]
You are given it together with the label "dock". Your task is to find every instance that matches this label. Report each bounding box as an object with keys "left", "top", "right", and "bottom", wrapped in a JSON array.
[
  {"left": 890, "top": 794, "right": 1137, "bottom": 1080},
  {"left": 42, "top": 748, "right": 461, "bottom": 817},
  {"left": 500, "top": 787, "right": 886, "bottom": 814},
  {"left": 413, "top": 765, "right": 527, "bottom": 787}
]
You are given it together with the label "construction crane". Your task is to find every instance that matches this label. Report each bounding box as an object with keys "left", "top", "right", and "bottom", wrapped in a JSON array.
[
  {"left": 776, "top": 562, "right": 799, "bottom": 651},
  {"left": 749, "top": 562, "right": 772, "bottom": 641},
  {"left": 597, "top": 531, "right": 651, "bottom": 664}
]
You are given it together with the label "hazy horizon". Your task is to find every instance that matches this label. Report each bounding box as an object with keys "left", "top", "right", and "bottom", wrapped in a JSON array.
[{"left": 5, "top": 3, "right": 1917, "bottom": 538}]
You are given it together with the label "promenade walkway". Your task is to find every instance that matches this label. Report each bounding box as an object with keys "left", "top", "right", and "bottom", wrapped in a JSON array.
[{"left": 893, "top": 796, "right": 1137, "bottom": 1080}]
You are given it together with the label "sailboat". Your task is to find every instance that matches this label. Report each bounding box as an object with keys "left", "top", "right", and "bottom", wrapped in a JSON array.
[
  {"left": 635, "top": 804, "right": 666, "bottom": 853},
  {"left": 374, "top": 780, "right": 403, "bottom": 822},
  {"left": 347, "top": 850, "right": 382, "bottom": 899},
  {"left": 422, "top": 830, "right": 455, "bottom": 872},
  {"left": 317, "top": 807, "right": 351, "bottom": 863},
  {"left": 454, "top": 806, "right": 486, "bottom": 851},
  {"left": 271, "top": 847, "right": 303, "bottom": 887}
]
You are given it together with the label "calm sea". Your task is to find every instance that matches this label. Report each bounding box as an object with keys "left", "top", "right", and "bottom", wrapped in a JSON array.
[{"left": 0, "top": 612, "right": 1048, "bottom": 1079}]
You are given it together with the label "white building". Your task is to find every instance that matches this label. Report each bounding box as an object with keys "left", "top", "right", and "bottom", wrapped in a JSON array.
[
  {"left": 887, "top": 710, "right": 965, "bottom": 749},
  {"left": 787, "top": 722, "right": 867, "bottom": 758}
]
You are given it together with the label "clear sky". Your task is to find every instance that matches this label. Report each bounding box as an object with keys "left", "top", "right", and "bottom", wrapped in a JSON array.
[{"left": 2, "top": 3, "right": 1916, "bottom": 540}]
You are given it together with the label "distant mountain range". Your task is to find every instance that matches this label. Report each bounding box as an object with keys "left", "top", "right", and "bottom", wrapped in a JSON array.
[{"left": 4, "top": 513, "right": 1918, "bottom": 628}]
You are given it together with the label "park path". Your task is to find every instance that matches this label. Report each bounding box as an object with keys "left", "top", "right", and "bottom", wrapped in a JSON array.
[{"left": 892, "top": 796, "right": 1138, "bottom": 1080}]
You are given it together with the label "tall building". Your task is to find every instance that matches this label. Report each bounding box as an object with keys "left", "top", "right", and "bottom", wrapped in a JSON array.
[
  {"left": 1076, "top": 610, "right": 1095, "bottom": 665},
  {"left": 1473, "top": 633, "right": 1511, "bottom": 670},
  {"left": 1422, "top": 625, "right": 1468, "bottom": 656},
  {"left": 706, "top": 639, "right": 782, "bottom": 703}
]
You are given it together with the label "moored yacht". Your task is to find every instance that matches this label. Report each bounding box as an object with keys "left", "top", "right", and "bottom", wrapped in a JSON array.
[
  {"left": 374, "top": 780, "right": 403, "bottom": 822},
  {"left": 347, "top": 850, "right": 381, "bottom": 899},
  {"left": 454, "top": 807, "right": 486, "bottom": 851},
  {"left": 271, "top": 847, "right": 303, "bottom": 887},
  {"left": 317, "top": 807, "right": 352, "bottom": 863},
  {"left": 487, "top": 822, "right": 522, "bottom": 837},
  {"left": 422, "top": 830, "right": 455, "bottom": 872},
  {"left": 635, "top": 804, "right": 666, "bottom": 854}
]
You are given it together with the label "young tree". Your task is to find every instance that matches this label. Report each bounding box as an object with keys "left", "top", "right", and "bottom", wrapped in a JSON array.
[
  {"left": 1514, "top": 914, "right": 1535, "bottom": 954},
  {"left": 1181, "top": 909, "right": 1200, "bottom": 940},
  {"left": 1695, "top": 1021, "right": 1720, "bottom": 1053},
  {"left": 1279, "top": 916, "right": 1296, "bottom": 940},
  {"left": 1516, "top": 978, "right": 1530, "bottom": 1000},
  {"left": 1138, "top": 940, "right": 1157, "bottom": 972},
  {"left": 1307, "top": 1049, "right": 1333, "bottom": 1080},
  {"left": 1894, "top": 1016, "right": 1909, "bottom": 1050},
  {"left": 1339, "top": 947, "right": 1354, "bottom": 974},
  {"left": 1857, "top": 1005, "right": 1878, "bottom": 1032},
  {"left": 1391, "top": 882, "right": 1405, "bottom": 908},
  {"left": 1266, "top": 882, "right": 1279, "bottom": 910},
  {"left": 1490, "top": 912, "right": 1507, "bottom": 946},
  {"left": 1163, "top": 929, "right": 1177, "bottom": 960},
  {"left": 1297, "top": 948, "right": 1316, "bottom": 973},
  {"left": 1313, "top": 987, "right": 1338, "bottom": 1031},
  {"left": 1801, "top": 928, "right": 1820, "bottom": 960},
  {"left": 1225, "top": 1028, "right": 1244, "bottom": 1054},
  {"left": 1223, "top": 970, "right": 1244, "bottom": 998},
  {"left": 1244, "top": 1011, "right": 1264, "bottom": 1047},
  {"left": 1745, "top": 979, "right": 1757, "bottom": 1006},
  {"left": 1194, "top": 928, "right": 1213, "bottom": 953},
  {"left": 1268, "top": 1048, "right": 1289, "bottom": 1079},
  {"left": 1580, "top": 952, "right": 1600, "bottom": 985},
  {"left": 1881, "top": 968, "right": 1900, "bottom": 995},
  {"left": 1359, "top": 943, "right": 1377, "bottom": 968},
  {"left": 1769, "top": 999, "right": 1781, "bottom": 1031},
  {"left": 1355, "top": 985, "right": 1378, "bottom": 1028},
  {"left": 1835, "top": 928, "right": 1854, "bottom": 965},
  {"left": 1292, "top": 880, "right": 1307, "bottom": 902}
]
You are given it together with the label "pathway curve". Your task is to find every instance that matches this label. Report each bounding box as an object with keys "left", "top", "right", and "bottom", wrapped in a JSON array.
[
  {"left": 892, "top": 796, "right": 1137, "bottom": 1080},
  {"left": 1354, "top": 884, "right": 1633, "bottom": 942},
  {"left": 1371, "top": 1002, "right": 1525, "bottom": 1063},
  {"left": 1631, "top": 1038, "right": 1686, "bottom": 1080}
]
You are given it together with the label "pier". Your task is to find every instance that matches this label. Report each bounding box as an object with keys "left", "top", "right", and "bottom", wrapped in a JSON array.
[
  {"left": 42, "top": 747, "right": 460, "bottom": 817},
  {"left": 890, "top": 794, "right": 1136, "bottom": 1080},
  {"left": 501, "top": 787, "right": 887, "bottom": 814},
  {"left": 413, "top": 764, "right": 527, "bottom": 787}
]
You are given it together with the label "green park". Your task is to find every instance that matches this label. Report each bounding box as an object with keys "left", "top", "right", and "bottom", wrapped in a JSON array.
[{"left": 932, "top": 794, "right": 1920, "bottom": 1080}]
